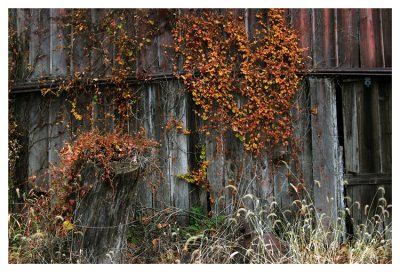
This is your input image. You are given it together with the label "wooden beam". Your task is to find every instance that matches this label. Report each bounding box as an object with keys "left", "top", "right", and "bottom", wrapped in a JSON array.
[{"left": 310, "top": 78, "right": 342, "bottom": 222}]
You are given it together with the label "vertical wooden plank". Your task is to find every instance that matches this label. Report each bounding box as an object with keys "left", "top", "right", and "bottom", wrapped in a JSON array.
[
  {"left": 371, "top": 81, "right": 383, "bottom": 173},
  {"left": 357, "top": 82, "right": 379, "bottom": 173},
  {"left": 157, "top": 81, "right": 190, "bottom": 223},
  {"left": 206, "top": 133, "right": 225, "bottom": 215},
  {"left": 128, "top": 85, "right": 150, "bottom": 209},
  {"left": 337, "top": 146, "right": 345, "bottom": 234},
  {"left": 341, "top": 79, "right": 386, "bottom": 175},
  {"left": 273, "top": 162, "right": 291, "bottom": 212},
  {"left": 143, "top": 84, "right": 156, "bottom": 153},
  {"left": 72, "top": 10, "right": 90, "bottom": 74},
  {"left": 310, "top": 78, "right": 341, "bottom": 221},
  {"left": 312, "top": 9, "right": 336, "bottom": 68},
  {"left": 48, "top": 95, "right": 71, "bottom": 171},
  {"left": 291, "top": 9, "right": 312, "bottom": 67},
  {"left": 70, "top": 92, "right": 92, "bottom": 139},
  {"left": 158, "top": 9, "right": 174, "bottom": 74},
  {"left": 223, "top": 131, "right": 247, "bottom": 213},
  {"left": 90, "top": 88, "right": 115, "bottom": 132},
  {"left": 28, "top": 93, "right": 49, "bottom": 188},
  {"left": 381, "top": 9, "right": 392, "bottom": 67},
  {"left": 349, "top": 184, "right": 362, "bottom": 226},
  {"left": 13, "top": 94, "right": 31, "bottom": 192},
  {"left": 246, "top": 9, "right": 259, "bottom": 40},
  {"left": 89, "top": 9, "right": 110, "bottom": 77},
  {"left": 137, "top": 9, "right": 159, "bottom": 75},
  {"left": 50, "top": 9, "right": 67, "bottom": 76},
  {"left": 255, "top": 158, "right": 274, "bottom": 207},
  {"left": 293, "top": 80, "right": 313, "bottom": 196},
  {"left": 341, "top": 80, "right": 362, "bottom": 174},
  {"left": 235, "top": 153, "right": 255, "bottom": 210},
  {"left": 152, "top": 83, "right": 170, "bottom": 210},
  {"left": 29, "top": 9, "right": 51, "bottom": 79},
  {"left": 359, "top": 9, "right": 384, "bottom": 68},
  {"left": 337, "top": 9, "right": 360, "bottom": 68},
  {"left": 187, "top": 94, "right": 208, "bottom": 214},
  {"left": 172, "top": 84, "right": 190, "bottom": 223},
  {"left": 135, "top": 84, "right": 155, "bottom": 209},
  {"left": 127, "top": 85, "right": 143, "bottom": 136},
  {"left": 378, "top": 80, "right": 392, "bottom": 174},
  {"left": 15, "top": 9, "right": 31, "bottom": 80}
]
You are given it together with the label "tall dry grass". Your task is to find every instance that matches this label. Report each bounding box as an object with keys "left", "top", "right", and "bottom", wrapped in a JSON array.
[{"left": 8, "top": 185, "right": 391, "bottom": 264}]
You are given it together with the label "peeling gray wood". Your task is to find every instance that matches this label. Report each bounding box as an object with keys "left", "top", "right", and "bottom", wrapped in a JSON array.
[
  {"left": 136, "top": 85, "right": 156, "bottom": 208},
  {"left": 151, "top": 83, "right": 170, "bottom": 210},
  {"left": 206, "top": 132, "right": 225, "bottom": 215},
  {"left": 310, "top": 78, "right": 341, "bottom": 222},
  {"left": 166, "top": 82, "right": 189, "bottom": 224},
  {"left": 73, "top": 162, "right": 141, "bottom": 263},
  {"left": 337, "top": 146, "right": 345, "bottom": 238}
]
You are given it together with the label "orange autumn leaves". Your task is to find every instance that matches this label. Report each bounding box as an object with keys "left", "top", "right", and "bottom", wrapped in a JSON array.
[{"left": 173, "top": 9, "right": 305, "bottom": 156}]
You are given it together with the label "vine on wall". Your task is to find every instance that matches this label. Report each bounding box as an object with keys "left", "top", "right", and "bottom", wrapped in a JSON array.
[
  {"left": 173, "top": 9, "right": 305, "bottom": 159},
  {"left": 9, "top": 9, "right": 306, "bottom": 210},
  {"left": 51, "top": 9, "right": 161, "bottom": 128}
]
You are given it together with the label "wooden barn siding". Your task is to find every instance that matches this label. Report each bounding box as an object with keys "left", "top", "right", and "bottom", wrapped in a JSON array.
[
  {"left": 12, "top": 8, "right": 392, "bottom": 82},
  {"left": 341, "top": 78, "right": 392, "bottom": 234},
  {"left": 12, "top": 78, "right": 336, "bottom": 219},
  {"left": 10, "top": 9, "right": 391, "bottom": 224}
]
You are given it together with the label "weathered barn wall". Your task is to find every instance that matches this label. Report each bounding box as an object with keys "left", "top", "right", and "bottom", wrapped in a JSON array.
[{"left": 10, "top": 9, "right": 391, "bottom": 233}]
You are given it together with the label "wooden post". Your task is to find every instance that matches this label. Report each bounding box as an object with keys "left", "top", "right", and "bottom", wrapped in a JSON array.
[
  {"left": 73, "top": 162, "right": 141, "bottom": 263},
  {"left": 309, "top": 78, "right": 342, "bottom": 225}
]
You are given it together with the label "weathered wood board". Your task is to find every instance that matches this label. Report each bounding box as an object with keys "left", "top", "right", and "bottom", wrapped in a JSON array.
[
  {"left": 73, "top": 162, "right": 141, "bottom": 263},
  {"left": 9, "top": 9, "right": 392, "bottom": 238},
  {"left": 309, "top": 78, "right": 342, "bottom": 221}
]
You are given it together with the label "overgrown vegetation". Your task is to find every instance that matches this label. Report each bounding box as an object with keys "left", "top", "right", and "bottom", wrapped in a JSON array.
[
  {"left": 8, "top": 8, "right": 391, "bottom": 264},
  {"left": 8, "top": 130, "right": 159, "bottom": 263},
  {"left": 9, "top": 185, "right": 391, "bottom": 264},
  {"left": 173, "top": 9, "right": 304, "bottom": 157}
]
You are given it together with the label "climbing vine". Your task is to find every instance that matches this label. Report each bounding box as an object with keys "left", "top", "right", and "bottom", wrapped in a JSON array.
[
  {"left": 9, "top": 9, "right": 306, "bottom": 215},
  {"left": 38, "top": 9, "right": 162, "bottom": 129},
  {"left": 173, "top": 9, "right": 304, "bottom": 157},
  {"left": 50, "top": 129, "right": 159, "bottom": 219},
  {"left": 177, "top": 145, "right": 210, "bottom": 192}
]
